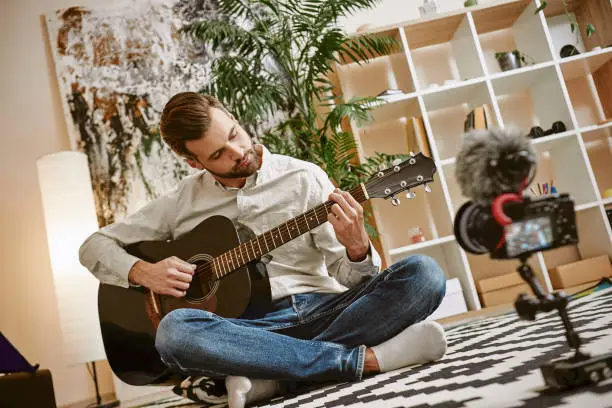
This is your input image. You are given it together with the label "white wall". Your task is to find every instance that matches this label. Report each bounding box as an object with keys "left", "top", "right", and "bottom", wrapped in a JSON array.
[{"left": 0, "top": 0, "right": 487, "bottom": 406}]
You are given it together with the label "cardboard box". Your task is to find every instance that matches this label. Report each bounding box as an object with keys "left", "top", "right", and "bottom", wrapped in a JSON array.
[
  {"left": 476, "top": 272, "right": 531, "bottom": 308},
  {"left": 548, "top": 255, "right": 612, "bottom": 289}
]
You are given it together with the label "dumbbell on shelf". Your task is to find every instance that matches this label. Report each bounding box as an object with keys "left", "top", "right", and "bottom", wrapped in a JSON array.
[{"left": 527, "top": 121, "right": 567, "bottom": 139}]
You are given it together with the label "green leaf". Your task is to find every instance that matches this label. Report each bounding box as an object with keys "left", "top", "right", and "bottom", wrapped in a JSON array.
[
  {"left": 570, "top": 22, "right": 575, "bottom": 33},
  {"left": 586, "top": 23, "right": 596, "bottom": 38},
  {"left": 534, "top": 1, "right": 547, "bottom": 14}
]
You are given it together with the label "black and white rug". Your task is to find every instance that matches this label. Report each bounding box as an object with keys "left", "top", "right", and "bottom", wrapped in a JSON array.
[{"left": 137, "top": 283, "right": 612, "bottom": 408}]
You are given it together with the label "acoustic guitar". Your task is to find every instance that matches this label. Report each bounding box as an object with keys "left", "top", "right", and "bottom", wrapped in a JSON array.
[{"left": 98, "top": 153, "right": 436, "bottom": 386}]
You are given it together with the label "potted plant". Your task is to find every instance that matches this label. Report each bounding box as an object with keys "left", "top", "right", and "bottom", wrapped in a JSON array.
[
  {"left": 535, "top": 1, "right": 596, "bottom": 44},
  {"left": 494, "top": 49, "right": 534, "bottom": 71},
  {"left": 181, "top": 0, "right": 407, "bottom": 239}
]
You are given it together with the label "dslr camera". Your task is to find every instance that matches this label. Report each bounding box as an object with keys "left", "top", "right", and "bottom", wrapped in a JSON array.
[{"left": 454, "top": 193, "right": 579, "bottom": 260}]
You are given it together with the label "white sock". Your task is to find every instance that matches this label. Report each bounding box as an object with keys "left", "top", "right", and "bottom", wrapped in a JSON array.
[
  {"left": 225, "top": 376, "right": 281, "bottom": 408},
  {"left": 371, "top": 320, "right": 447, "bottom": 372}
]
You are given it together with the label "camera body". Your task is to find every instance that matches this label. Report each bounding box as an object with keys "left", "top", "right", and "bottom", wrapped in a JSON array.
[{"left": 454, "top": 193, "right": 578, "bottom": 260}]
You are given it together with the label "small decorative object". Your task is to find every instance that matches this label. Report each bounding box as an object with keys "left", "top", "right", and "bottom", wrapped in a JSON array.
[
  {"left": 560, "top": 44, "right": 580, "bottom": 58},
  {"left": 409, "top": 226, "right": 426, "bottom": 244},
  {"left": 464, "top": 0, "right": 478, "bottom": 7},
  {"left": 376, "top": 89, "right": 405, "bottom": 103},
  {"left": 527, "top": 121, "right": 567, "bottom": 139},
  {"left": 419, "top": 0, "right": 439, "bottom": 17},
  {"left": 495, "top": 49, "right": 533, "bottom": 72}
]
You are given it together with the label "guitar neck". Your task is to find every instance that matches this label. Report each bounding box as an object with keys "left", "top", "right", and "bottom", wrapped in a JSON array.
[{"left": 212, "top": 183, "right": 368, "bottom": 280}]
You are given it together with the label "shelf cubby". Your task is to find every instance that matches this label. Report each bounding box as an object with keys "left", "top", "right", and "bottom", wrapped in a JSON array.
[
  {"left": 491, "top": 65, "right": 574, "bottom": 134},
  {"left": 389, "top": 236, "right": 479, "bottom": 310},
  {"left": 529, "top": 133, "right": 598, "bottom": 206},
  {"left": 574, "top": 206, "right": 612, "bottom": 259},
  {"left": 472, "top": 0, "right": 553, "bottom": 75},
  {"left": 356, "top": 97, "right": 425, "bottom": 157},
  {"left": 443, "top": 161, "right": 469, "bottom": 214},
  {"left": 542, "top": 0, "right": 612, "bottom": 58},
  {"left": 335, "top": 52, "right": 416, "bottom": 101},
  {"left": 466, "top": 253, "right": 547, "bottom": 295},
  {"left": 403, "top": 13, "right": 484, "bottom": 91},
  {"left": 581, "top": 126, "right": 612, "bottom": 199},
  {"left": 371, "top": 174, "right": 453, "bottom": 257},
  {"left": 422, "top": 80, "right": 495, "bottom": 160},
  {"left": 560, "top": 50, "right": 612, "bottom": 128}
]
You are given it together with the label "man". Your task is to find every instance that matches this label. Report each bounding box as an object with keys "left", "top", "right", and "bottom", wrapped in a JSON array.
[{"left": 80, "top": 92, "right": 448, "bottom": 408}]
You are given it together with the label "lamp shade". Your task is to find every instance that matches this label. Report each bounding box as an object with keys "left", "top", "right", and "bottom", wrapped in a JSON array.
[{"left": 37, "top": 151, "right": 106, "bottom": 365}]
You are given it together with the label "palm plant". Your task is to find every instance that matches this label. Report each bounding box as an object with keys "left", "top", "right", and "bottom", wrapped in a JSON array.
[{"left": 182, "top": 0, "right": 409, "bottom": 238}]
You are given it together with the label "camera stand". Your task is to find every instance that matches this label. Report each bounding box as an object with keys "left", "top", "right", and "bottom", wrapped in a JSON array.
[{"left": 513, "top": 256, "right": 612, "bottom": 390}]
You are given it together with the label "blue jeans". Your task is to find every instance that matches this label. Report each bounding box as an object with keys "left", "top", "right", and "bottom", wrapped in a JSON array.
[{"left": 155, "top": 254, "right": 446, "bottom": 383}]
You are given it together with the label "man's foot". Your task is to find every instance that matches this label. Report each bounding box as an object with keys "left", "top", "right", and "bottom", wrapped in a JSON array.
[
  {"left": 370, "top": 320, "right": 447, "bottom": 373},
  {"left": 225, "top": 376, "right": 281, "bottom": 408}
]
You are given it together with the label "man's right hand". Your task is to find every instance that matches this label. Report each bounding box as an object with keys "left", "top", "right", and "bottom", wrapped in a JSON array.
[{"left": 128, "top": 256, "right": 196, "bottom": 297}]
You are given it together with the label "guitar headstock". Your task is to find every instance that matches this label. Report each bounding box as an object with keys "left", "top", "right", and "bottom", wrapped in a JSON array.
[{"left": 364, "top": 153, "right": 437, "bottom": 205}]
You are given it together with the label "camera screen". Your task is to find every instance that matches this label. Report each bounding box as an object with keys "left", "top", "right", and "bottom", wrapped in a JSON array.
[{"left": 504, "top": 215, "right": 554, "bottom": 257}]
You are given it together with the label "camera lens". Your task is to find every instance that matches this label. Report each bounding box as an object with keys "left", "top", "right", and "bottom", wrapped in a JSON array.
[{"left": 453, "top": 201, "right": 504, "bottom": 254}]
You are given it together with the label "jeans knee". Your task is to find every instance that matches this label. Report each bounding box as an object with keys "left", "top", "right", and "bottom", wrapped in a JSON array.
[
  {"left": 395, "top": 254, "right": 446, "bottom": 301},
  {"left": 155, "top": 308, "right": 211, "bottom": 362},
  {"left": 155, "top": 309, "right": 188, "bottom": 360}
]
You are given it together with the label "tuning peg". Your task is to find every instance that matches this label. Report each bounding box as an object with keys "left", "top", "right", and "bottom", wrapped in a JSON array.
[
  {"left": 424, "top": 184, "right": 431, "bottom": 193},
  {"left": 405, "top": 190, "right": 416, "bottom": 199},
  {"left": 391, "top": 196, "right": 400, "bottom": 206},
  {"left": 409, "top": 151, "right": 415, "bottom": 157}
]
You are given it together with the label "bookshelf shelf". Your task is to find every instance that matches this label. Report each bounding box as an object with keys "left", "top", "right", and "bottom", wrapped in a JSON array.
[
  {"left": 530, "top": 129, "right": 575, "bottom": 145},
  {"left": 334, "top": 0, "right": 612, "bottom": 314},
  {"left": 389, "top": 235, "right": 456, "bottom": 258}
]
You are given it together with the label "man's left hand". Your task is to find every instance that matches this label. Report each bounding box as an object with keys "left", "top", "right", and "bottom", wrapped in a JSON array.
[{"left": 328, "top": 188, "right": 370, "bottom": 262}]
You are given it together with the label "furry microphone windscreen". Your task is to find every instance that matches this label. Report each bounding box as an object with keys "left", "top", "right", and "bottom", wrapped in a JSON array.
[{"left": 455, "top": 127, "right": 537, "bottom": 203}]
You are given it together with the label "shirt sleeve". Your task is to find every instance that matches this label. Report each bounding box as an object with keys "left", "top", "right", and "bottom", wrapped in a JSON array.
[
  {"left": 307, "top": 165, "right": 382, "bottom": 288},
  {"left": 78, "top": 190, "right": 178, "bottom": 288}
]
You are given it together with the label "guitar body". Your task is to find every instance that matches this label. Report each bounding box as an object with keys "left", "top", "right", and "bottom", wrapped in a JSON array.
[{"left": 98, "top": 215, "right": 271, "bottom": 386}]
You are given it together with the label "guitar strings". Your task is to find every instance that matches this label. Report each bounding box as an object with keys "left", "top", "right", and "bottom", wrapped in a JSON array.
[
  {"left": 191, "top": 173, "right": 408, "bottom": 280},
  {"left": 191, "top": 175, "right": 394, "bottom": 280}
]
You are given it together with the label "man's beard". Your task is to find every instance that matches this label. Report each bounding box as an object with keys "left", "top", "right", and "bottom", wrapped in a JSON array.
[{"left": 207, "top": 148, "right": 261, "bottom": 179}]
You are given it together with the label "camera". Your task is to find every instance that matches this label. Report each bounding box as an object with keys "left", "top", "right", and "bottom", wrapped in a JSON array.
[{"left": 454, "top": 193, "right": 578, "bottom": 260}]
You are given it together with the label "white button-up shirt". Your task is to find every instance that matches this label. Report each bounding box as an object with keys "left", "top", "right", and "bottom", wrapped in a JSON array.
[{"left": 79, "top": 145, "right": 382, "bottom": 301}]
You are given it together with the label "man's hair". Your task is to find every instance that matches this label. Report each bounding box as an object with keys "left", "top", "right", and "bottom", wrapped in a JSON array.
[{"left": 159, "top": 92, "right": 231, "bottom": 159}]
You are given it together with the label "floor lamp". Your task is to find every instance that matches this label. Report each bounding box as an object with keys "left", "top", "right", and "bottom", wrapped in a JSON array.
[{"left": 37, "top": 151, "right": 119, "bottom": 408}]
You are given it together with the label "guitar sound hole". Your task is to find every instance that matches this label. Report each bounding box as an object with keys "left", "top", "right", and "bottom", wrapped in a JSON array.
[
  {"left": 185, "top": 255, "right": 219, "bottom": 304},
  {"left": 185, "top": 274, "right": 218, "bottom": 304}
]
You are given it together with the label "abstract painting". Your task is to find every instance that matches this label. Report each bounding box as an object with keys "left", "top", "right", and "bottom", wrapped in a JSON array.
[{"left": 46, "top": 0, "right": 238, "bottom": 227}]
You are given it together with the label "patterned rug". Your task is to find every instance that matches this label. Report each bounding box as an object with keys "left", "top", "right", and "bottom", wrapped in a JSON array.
[{"left": 134, "top": 279, "right": 612, "bottom": 408}]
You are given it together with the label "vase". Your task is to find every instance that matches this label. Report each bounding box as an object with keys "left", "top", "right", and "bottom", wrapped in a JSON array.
[{"left": 496, "top": 52, "right": 521, "bottom": 72}]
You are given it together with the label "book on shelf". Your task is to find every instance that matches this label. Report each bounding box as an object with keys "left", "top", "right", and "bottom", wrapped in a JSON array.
[
  {"left": 464, "top": 104, "right": 495, "bottom": 132},
  {"left": 404, "top": 116, "right": 432, "bottom": 157}
]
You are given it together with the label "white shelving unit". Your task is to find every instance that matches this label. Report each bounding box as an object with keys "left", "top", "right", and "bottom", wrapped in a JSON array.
[{"left": 333, "top": 0, "right": 612, "bottom": 314}]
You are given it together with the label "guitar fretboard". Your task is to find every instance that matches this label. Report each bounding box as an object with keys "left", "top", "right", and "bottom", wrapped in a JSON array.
[{"left": 211, "top": 184, "right": 367, "bottom": 280}]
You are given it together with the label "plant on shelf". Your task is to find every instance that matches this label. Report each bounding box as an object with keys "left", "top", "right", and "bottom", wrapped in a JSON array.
[
  {"left": 181, "top": 0, "right": 406, "bottom": 239},
  {"left": 494, "top": 49, "right": 535, "bottom": 71},
  {"left": 535, "top": 1, "right": 596, "bottom": 45}
]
